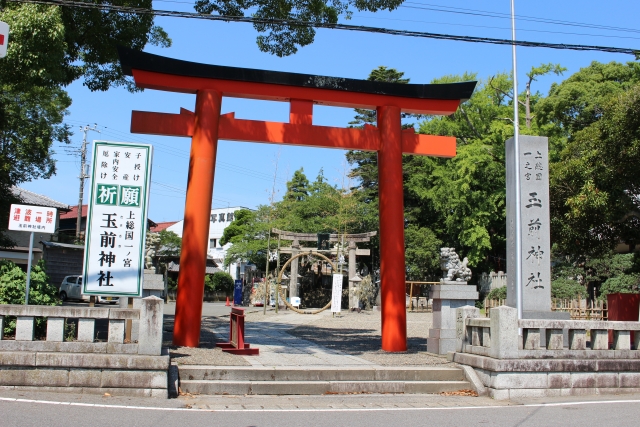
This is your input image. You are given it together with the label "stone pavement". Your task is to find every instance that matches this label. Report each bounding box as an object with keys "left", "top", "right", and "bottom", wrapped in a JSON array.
[
  {"left": 215, "top": 310, "right": 378, "bottom": 367},
  {"left": 170, "top": 306, "right": 450, "bottom": 367}
]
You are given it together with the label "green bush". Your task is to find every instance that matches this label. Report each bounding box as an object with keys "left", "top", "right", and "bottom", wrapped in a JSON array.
[
  {"left": 167, "top": 276, "right": 177, "bottom": 291},
  {"left": 598, "top": 273, "right": 640, "bottom": 300},
  {"left": 0, "top": 260, "right": 60, "bottom": 336},
  {"left": 486, "top": 286, "right": 507, "bottom": 300},
  {"left": 211, "top": 271, "right": 234, "bottom": 295},
  {"left": 550, "top": 278, "right": 587, "bottom": 300},
  {"left": 204, "top": 274, "right": 215, "bottom": 292}
]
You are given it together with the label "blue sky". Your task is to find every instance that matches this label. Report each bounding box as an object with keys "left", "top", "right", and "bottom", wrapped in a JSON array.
[{"left": 21, "top": 0, "right": 640, "bottom": 223}]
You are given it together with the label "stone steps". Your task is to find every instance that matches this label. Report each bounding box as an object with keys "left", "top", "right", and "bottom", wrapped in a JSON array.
[{"left": 178, "top": 365, "right": 472, "bottom": 395}]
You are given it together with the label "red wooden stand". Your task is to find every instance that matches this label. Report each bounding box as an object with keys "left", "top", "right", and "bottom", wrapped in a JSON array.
[{"left": 216, "top": 307, "right": 259, "bottom": 355}]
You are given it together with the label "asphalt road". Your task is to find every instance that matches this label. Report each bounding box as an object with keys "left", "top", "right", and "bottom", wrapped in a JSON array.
[{"left": 2, "top": 396, "right": 640, "bottom": 427}]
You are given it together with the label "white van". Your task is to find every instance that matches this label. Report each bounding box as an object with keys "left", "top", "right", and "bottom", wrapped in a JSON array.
[{"left": 59, "top": 275, "right": 119, "bottom": 304}]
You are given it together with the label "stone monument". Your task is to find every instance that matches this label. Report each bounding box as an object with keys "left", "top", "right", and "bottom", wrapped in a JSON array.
[
  {"left": 505, "top": 135, "right": 569, "bottom": 322},
  {"left": 427, "top": 248, "right": 479, "bottom": 354}
]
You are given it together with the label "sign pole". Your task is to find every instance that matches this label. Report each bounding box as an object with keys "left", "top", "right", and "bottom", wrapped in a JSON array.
[
  {"left": 511, "top": 0, "right": 524, "bottom": 325},
  {"left": 25, "top": 231, "right": 34, "bottom": 305}
]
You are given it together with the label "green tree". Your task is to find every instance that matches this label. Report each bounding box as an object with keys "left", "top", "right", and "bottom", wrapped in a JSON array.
[
  {"left": 157, "top": 230, "right": 182, "bottom": 257},
  {"left": 221, "top": 207, "right": 271, "bottom": 270},
  {"left": 0, "top": 260, "right": 60, "bottom": 335},
  {"left": 404, "top": 225, "right": 441, "bottom": 280},
  {"left": 0, "top": 4, "right": 170, "bottom": 246},
  {"left": 194, "top": 0, "right": 403, "bottom": 57},
  {"left": 548, "top": 79, "right": 640, "bottom": 256},
  {"left": 0, "top": 4, "right": 171, "bottom": 91},
  {"left": 211, "top": 271, "right": 235, "bottom": 295},
  {"left": 348, "top": 66, "right": 560, "bottom": 273}
]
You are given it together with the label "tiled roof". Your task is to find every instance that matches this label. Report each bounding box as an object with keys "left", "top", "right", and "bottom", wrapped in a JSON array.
[
  {"left": 11, "top": 187, "right": 70, "bottom": 210},
  {"left": 150, "top": 221, "right": 179, "bottom": 233},
  {"left": 60, "top": 205, "right": 87, "bottom": 219}
]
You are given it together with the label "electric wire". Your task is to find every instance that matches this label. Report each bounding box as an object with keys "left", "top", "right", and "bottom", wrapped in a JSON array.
[{"left": 9, "top": 0, "right": 638, "bottom": 55}]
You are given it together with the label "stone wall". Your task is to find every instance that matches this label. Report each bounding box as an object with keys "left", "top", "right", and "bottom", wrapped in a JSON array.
[
  {"left": 452, "top": 305, "right": 640, "bottom": 399},
  {"left": 0, "top": 297, "right": 169, "bottom": 397}
]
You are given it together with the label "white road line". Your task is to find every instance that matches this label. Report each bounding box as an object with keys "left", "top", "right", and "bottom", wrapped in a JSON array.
[{"left": 1, "top": 397, "right": 640, "bottom": 413}]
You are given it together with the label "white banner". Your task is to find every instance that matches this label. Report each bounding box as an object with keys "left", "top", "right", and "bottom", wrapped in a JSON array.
[
  {"left": 331, "top": 273, "right": 343, "bottom": 313},
  {"left": 0, "top": 21, "right": 8, "bottom": 59},
  {"left": 82, "top": 141, "right": 153, "bottom": 297},
  {"left": 8, "top": 204, "right": 57, "bottom": 234}
]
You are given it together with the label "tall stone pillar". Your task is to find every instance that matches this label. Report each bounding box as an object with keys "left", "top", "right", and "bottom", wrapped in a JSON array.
[
  {"left": 506, "top": 136, "right": 568, "bottom": 322},
  {"left": 290, "top": 239, "right": 300, "bottom": 298},
  {"left": 348, "top": 240, "right": 358, "bottom": 309}
]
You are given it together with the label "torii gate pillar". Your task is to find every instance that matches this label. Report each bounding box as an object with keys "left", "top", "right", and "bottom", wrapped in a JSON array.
[
  {"left": 378, "top": 105, "right": 407, "bottom": 350},
  {"left": 173, "top": 90, "right": 221, "bottom": 347}
]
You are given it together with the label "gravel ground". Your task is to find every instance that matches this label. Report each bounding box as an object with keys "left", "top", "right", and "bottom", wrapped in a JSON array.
[
  {"left": 164, "top": 308, "right": 450, "bottom": 366},
  {"left": 164, "top": 315, "right": 250, "bottom": 366},
  {"left": 284, "top": 310, "right": 452, "bottom": 366}
]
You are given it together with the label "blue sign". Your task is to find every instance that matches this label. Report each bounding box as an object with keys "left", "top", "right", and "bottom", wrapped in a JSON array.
[{"left": 233, "top": 279, "right": 243, "bottom": 306}]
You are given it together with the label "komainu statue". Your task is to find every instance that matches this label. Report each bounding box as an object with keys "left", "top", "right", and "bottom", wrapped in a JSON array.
[
  {"left": 144, "top": 232, "right": 161, "bottom": 270},
  {"left": 439, "top": 247, "right": 472, "bottom": 283}
]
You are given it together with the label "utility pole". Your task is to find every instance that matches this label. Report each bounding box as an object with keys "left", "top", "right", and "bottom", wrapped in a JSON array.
[{"left": 76, "top": 124, "right": 100, "bottom": 240}]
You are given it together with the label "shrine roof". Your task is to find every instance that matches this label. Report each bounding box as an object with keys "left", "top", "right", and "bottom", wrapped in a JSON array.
[{"left": 118, "top": 47, "right": 476, "bottom": 102}]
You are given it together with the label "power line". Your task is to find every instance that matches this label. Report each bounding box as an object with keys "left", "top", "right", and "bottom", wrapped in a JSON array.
[
  {"left": 352, "top": 14, "right": 640, "bottom": 42},
  {"left": 403, "top": 1, "right": 640, "bottom": 35},
  {"left": 10, "top": 0, "right": 638, "bottom": 55},
  {"left": 141, "top": 0, "right": 640, "bottom": 37}
]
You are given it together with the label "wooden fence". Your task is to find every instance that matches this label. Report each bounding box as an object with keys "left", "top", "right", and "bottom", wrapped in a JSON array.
[{"left": 484, "top": 298, "right": 607, "bottom": 321}]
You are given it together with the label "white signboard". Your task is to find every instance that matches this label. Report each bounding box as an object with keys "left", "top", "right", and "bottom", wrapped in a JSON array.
[
  {"left": 0, "top": 21, "right": 8, "bottom": 59},
  {"left": 82, "top": 141, "right": 153, "bottom": 297},
  {"left": 8, "top": 204, "right": 57, "bottom": 234},
  {"left": 330, "top": 274, "right": 343, "bottom": 313}
]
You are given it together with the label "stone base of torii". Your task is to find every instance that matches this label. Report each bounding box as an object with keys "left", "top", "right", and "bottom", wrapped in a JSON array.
[{"left": 271, "top": 229, "right": 376, "bottom": 309}]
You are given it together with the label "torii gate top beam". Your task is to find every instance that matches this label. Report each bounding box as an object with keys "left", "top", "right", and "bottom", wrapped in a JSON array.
[
  {"left": 118, "top": 47, "right": 476, "bottom": 115},
  {"left": 271, "top": 228, "right": 376, "bottom": 243}
]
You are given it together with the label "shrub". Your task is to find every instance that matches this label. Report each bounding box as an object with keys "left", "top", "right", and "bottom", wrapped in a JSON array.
[
  {"left": 598, "top": 273, "right": 640, "bottom": 300},
  {"left": 211, "top": 271, "right": 234, "bottom": 295},
  {"left": 351, "top": 275, "right": 377, "bottom": 309},
  {"left": 0, "top": 260, "right": 60, "bottom": 335},
  {"left": 486, "top": 286, "right": 506, "bottom": 300},
  {"left": 550, "top": 278, "right": 588, "bottom": 300}
]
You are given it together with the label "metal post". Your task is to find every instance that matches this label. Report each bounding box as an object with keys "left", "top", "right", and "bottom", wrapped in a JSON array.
[
  {"left": 275, "top": 235, "right": 281, "bottom": 313},
  {"left": 511, "top": 0, "right": 523, "bottom": 325},
  {"left": 263, "top": 233, "right": 271, "bottom": 315},
  {"left": 76, "top": 124, "right": 99, "bottom": 240},
  {"left": 25, "top": 231, "right": 34, "bottom": 305}
]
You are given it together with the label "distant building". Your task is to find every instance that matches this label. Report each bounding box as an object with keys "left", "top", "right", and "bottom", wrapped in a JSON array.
[
  {"left": 1, "top": 187, "right": 70, "bottom": 268},
  {"left": 166, "top": 206, "right": 251, "bottom": 280},
  {"left": 59, "top": 204, "right": 157, "bottom": 241},
  {"left": 150, "top": 221, "right": 178, "bottom": 233}
]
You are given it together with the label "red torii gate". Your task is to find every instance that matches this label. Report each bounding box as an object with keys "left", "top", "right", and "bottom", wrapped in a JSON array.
[{"left": 118, "top": 48, "right": 476, "bottom": 352}]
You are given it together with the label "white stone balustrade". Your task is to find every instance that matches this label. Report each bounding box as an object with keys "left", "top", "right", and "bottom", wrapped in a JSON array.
[
  {"left": 0, "top": 296, "right": 163, "bottom": 355},
  {"left": 457, "top": 305, "right": 640, "bottom": 359}
]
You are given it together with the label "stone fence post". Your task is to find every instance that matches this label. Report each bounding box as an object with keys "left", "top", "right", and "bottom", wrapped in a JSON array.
[
  {"left": 488, "top": 306, "right": 519, "bottom": 359},
  {"left": 456, "top": 306, "right": 480, "bottom": 352},
  {"left": 138, "top": 296, "right": 164, "bottom": 355}
]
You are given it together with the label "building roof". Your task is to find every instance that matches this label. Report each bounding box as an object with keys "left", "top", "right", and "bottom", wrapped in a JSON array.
[
  {"left": 150, "top": 221, "right": 179, "bottom": 233},
  {"left": 60, "top": 205, "right": 157, "bottom": 228},
  {"left": 167, "top": 259, "right": 220, "bottom": 274},
  {"left": 11, "top": 187, "right": 70, "bottom": 211},
  {"left": 60, "top": 205, "right": 87, "bottom": 220},
  {"left": 41, "top": 241, "right": 84, "bottom": 250}
]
